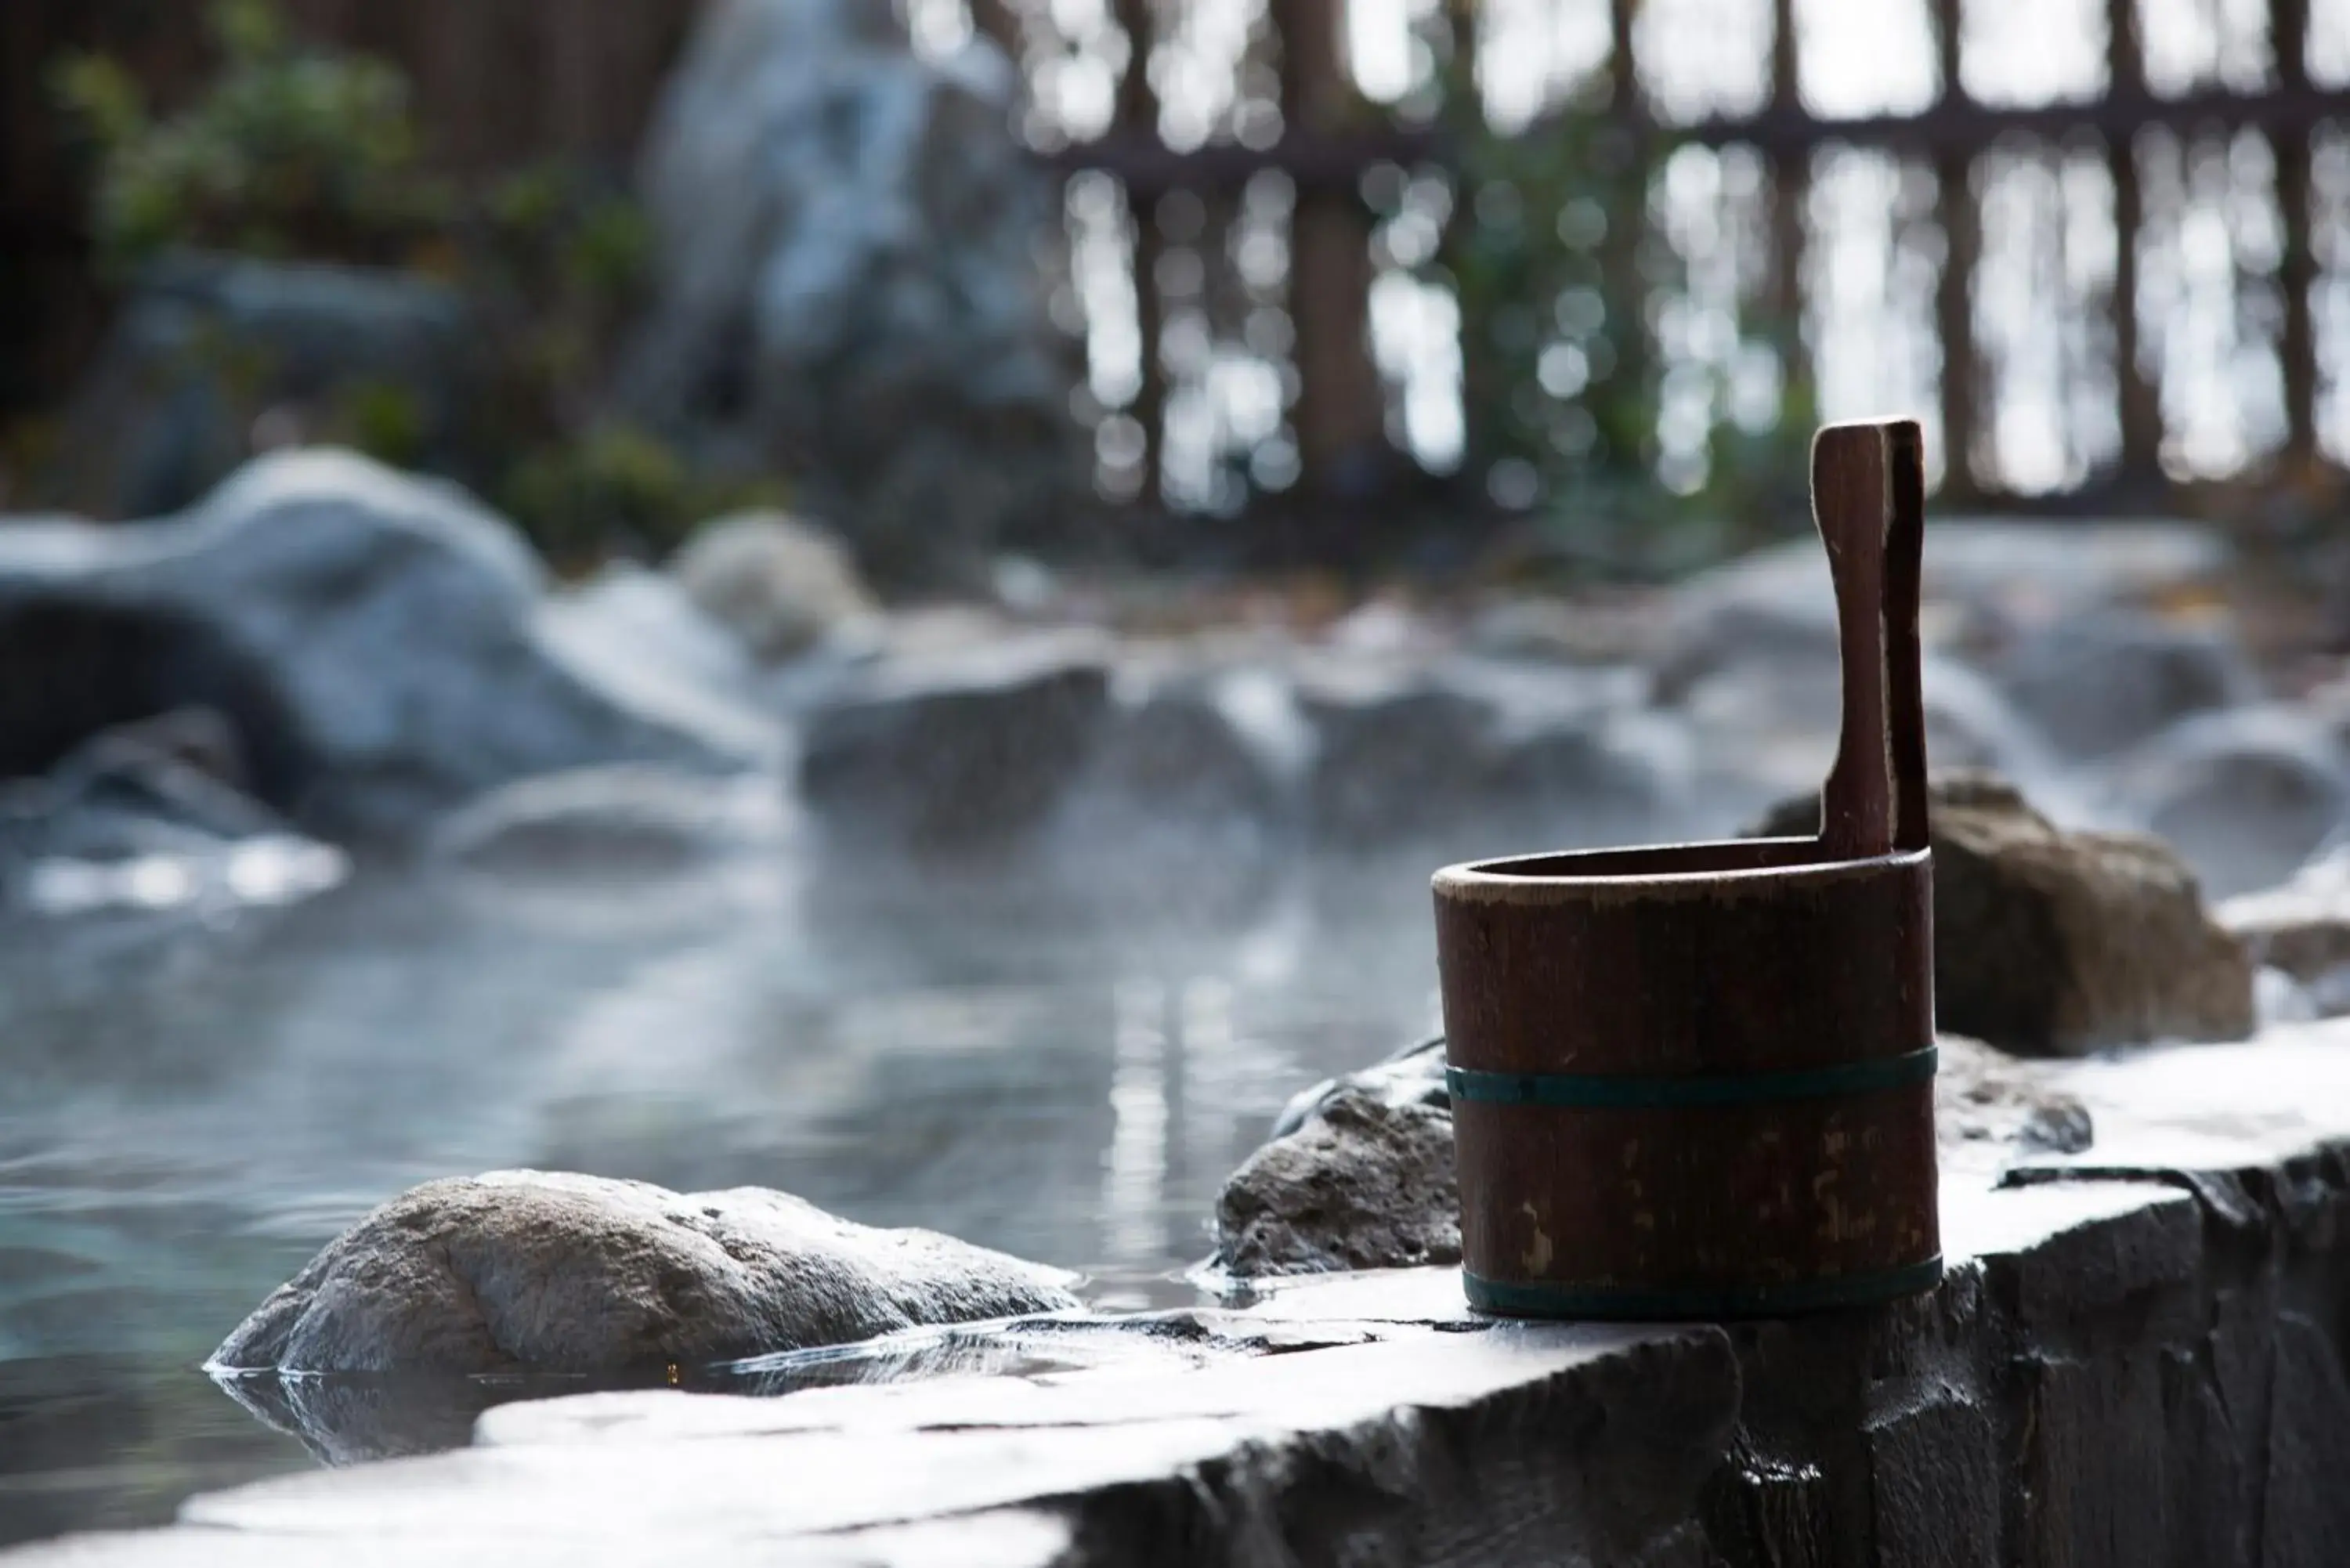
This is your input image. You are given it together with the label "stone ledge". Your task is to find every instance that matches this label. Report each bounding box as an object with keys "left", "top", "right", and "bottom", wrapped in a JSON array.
[{"left": 20, "top": 1021, "right": 2350, "bottom": 1567}]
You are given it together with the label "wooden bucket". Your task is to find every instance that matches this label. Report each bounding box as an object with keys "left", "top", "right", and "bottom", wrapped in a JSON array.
[{"left": 1433, "top": 419, "right": 1939, "bottom": 1318}]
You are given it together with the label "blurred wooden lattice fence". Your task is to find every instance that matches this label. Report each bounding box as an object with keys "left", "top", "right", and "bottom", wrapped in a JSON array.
[
  {"left": 8, "top": 0, "right": 2350, "bottom": 528},
  {"left": 0, "top": 0, "right": 699, "bottom": 420}
]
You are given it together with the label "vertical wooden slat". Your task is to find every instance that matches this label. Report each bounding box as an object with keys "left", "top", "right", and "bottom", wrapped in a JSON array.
[
  {"left": 2108, "top": 0, "right": 2160, "bottom": 482},
  {"left": 1931, "top": 0, "right": 1979, "bottom": 495},
  {"left": 2274, "top": 0, "right": 2317, "bottom": 465},
  {"left": 1112, "top": 0, "right": 1165, "bottom": 503},
  {"left": 1273, "top": 0, "right": 1383, "bottom": 493},
  {"left": 1767, "top": 0, "right": 1810, "bottom": 422}
]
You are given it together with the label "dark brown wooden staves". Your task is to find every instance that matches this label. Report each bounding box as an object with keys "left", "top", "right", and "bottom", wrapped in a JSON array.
[{"left": 1432, "top": 418, "right": 1938, "bottom": 1318}]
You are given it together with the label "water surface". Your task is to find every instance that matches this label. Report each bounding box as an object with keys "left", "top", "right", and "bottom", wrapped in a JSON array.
[{"left": 0, "top": 847, "right": 1452, "bottom": 1545}]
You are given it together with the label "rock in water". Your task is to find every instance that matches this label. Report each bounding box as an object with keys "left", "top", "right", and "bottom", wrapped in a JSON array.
[
  {"left": 798, "top": 634, "right": 1112, "bottom": 854},
  {"left": 212, "top": 1171, "right": 1080, "bottom": 1375},
  {"left": 0, "top": 451, "right": 758, "bottom": 842},
  {"left": 1215, "top": 1087, "right": 1461, "bottom": 1278},
  {"left": 668, "top": 511, "right": 878, "bottom": 662},
  {"left": 1752, "top": 773, "right": 2254, "bottom": 1056},
  {"left": 627, "top": 0, "right": 1078, "bottom": 585}
]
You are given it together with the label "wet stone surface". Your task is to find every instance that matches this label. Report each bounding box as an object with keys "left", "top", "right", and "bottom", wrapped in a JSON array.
[{"left": 24, "top": 1022, "right": 2350, "bottom": 1566}]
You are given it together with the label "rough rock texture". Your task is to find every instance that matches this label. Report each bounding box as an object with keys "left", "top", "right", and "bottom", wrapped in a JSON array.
[
  {"left": 57, "top": 1026, "right": 2350, "bottom": 1568},
  {"left": 628, "top": 0, "right": 1078, "bottom": 584},
  {"left": 1991, "top": 608, "right": 2258, "bottom": 760},
  {"left": 0, "top": 452, "right": 756, "bottom": 842},
  {"left": 1082, "top": 678, "right": 1286, "bottom": 829},
  {"left": 667, "top": 511, "right": 879, "bottom": 662},
  {"left": 211, "top": 1170, "right": 1079, "bottom": 1375},
  {"left": 1755, "top": 773, "right": 2254, "bottom": 1056},
  {"left": 52, "top": 254, "right": 477, "bottom": 519},
  {"left": 798, "top": 634, "right": 1112, "bottom": 853},
  {"left": 1213, "top": 1087, "right": 1461, "bottom": 1277},
  {"left": 2106, "top": 705, "right": 2350, "bottom": 898}
]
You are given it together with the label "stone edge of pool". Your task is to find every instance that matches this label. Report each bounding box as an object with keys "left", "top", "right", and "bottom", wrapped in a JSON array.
[{"left": 15, "top": 1020, "right": 2350, "bottom": 1567}]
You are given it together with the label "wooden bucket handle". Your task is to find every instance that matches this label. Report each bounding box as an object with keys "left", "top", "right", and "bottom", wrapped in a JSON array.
[{"left": 1814, "top": 418, "right": 1929, "bottom": 858}]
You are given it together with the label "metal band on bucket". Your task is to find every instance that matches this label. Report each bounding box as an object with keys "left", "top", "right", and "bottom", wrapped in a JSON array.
[
  {"left": 1462, "top": 1256, "right": 1944, "bottom": 1320},
  {"left": 1445, "top": 1043, "right": 1936, "bottom": 1111}
]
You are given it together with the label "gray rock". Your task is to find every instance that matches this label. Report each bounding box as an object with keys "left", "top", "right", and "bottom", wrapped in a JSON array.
[
  {"left": 1299, "top": 663, "right": 1670, "bottom": 847},
  {"left": 1081, "top": 677, "right": 1285, "bottom": 827},
  {"left": 1754, "top": 773, "right": 2255, "bottom": 1055},
  {"left": 211, "top": 1170, "right": 1080, "bottom": 1375},
  {"left": 1991, "top": 609, "right": 2258, "bottom": 761},
  {"left": 0, "top": 451, "right": 758, "bottom": 842},
  {"left": 1269, "top": 1035, "right": 1448, "bottom": 1140},
  {"left": 52, "top": 252, "right": 477, "bottom": 519},
  {"left": 668, "top": 511, "right": 880, "bottom": 662},
  {"left": 798, "top": 634, "right": 1112, "bottom": 853},
  {"left": 627, "top": 0, "right": 1079, "bottom": 585},
  {"left": 2106, "top": 706, "right": 2350, "bottom": 899},
  {"left": 1214, "top": 1087, "right": 1461, "bottom": 1277}
]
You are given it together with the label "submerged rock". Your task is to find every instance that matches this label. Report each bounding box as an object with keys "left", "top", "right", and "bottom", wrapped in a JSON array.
[
  {"left": 1753, "top": 773, "right": 2254, "bottom": 1056},
  {"left": 212, "top": 1170, "right": 1080, "bottom": 1375},
  {"left": 668, "top": 511, "right": 879, "bottom": 662},
  {"left": 0, "top": 451, "right": 757, "bottom": 843},
  {"left": 799, "top": 634, "right": 1112, "bottom": 854}
]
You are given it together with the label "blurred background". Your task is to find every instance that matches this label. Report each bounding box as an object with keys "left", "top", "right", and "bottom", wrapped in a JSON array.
[{"left": 0, "top": 0, "right": 2347, "bottom": 1551}]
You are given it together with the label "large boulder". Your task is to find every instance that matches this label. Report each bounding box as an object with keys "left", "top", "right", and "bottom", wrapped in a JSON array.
[
  {"left": 2106, "top": 706, "right": 2350, "bottom": 899},
  {"left": 798, "top": 634, "right": 1112, "bottom": 853},
  {"left": 1753, "top": 773, "right": 2254, "bottom": 1056},
  {"left": 0, "top": 452, "right": 759, "bottom": 842},
  {"left": 667, "top": 511, "right": 879, "bottom": 663},
  {"left": 627, "top": 0, "right": 1079, "bottom": 585},
  {"left": 212, "top": 1170, "right": 1080, "bottom": 1375},
  {"left": 1299, "top": 662, "right": 1675, "bottom": 849}
]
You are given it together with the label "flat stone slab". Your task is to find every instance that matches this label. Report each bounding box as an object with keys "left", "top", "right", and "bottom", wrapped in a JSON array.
[{"left": 22, "top": 1020, "right": 2350, "bottom": 1567}]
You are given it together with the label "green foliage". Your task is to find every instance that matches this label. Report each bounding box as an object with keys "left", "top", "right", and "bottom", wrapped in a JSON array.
[
  {"left": 1436, "top": 80, "right": 1815, "bottom": 579},
  {"left": 54, "top": 0, "right": 451, "bottom": 272},
  {"left": 504, "top": 426, "right": 785, "bottom": 569},
  {"left": 48, "top": 1, "right": 779, "bottom": 565}
]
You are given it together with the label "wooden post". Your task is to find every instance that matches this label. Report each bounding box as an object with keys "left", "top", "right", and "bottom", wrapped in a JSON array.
[
  {"left": 2275, "top": 0, "right": 2318, "bottom": 468},
  {"left": 1273, "top": 0, "right": 1384, "bottom": 496},
  {"left": 1767, "top": 0, "right": 1810, "bottom": 437},
  {"left": 1931, "top": 0, "right": 1979, "bottom": 497},
  {"left": 1112, "top": 0, "right": 1166, "bottom": 504},
  {"left": 2106, "top": 0, "right": 2161, "bottom": 484}
]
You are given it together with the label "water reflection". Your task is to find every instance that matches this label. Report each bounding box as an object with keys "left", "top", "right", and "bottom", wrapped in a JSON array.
[{"left": 0, "top": 847, "right": 1446, "bottom": 1541}]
